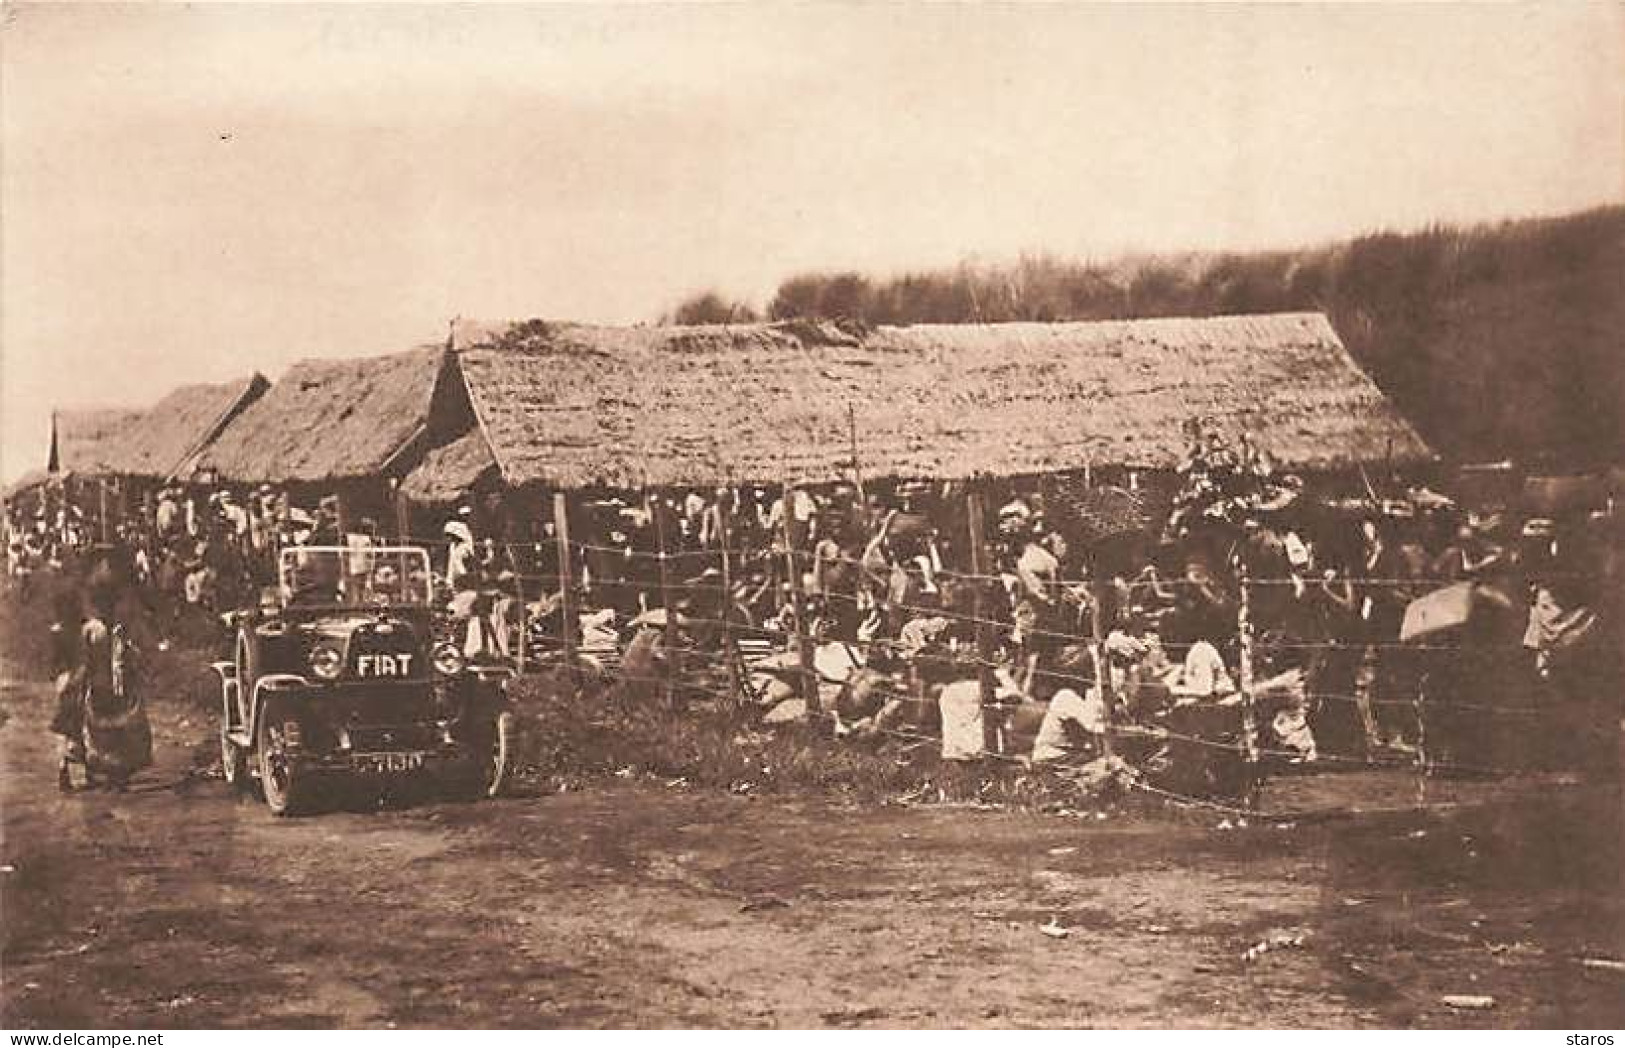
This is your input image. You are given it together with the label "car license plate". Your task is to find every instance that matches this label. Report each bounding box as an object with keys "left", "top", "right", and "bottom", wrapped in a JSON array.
[{"left": 353, "top": 752, "right": 425, "bottom": 774}]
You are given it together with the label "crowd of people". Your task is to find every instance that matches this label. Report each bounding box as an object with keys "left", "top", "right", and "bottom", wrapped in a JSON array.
[
  {"left": 449, "top": 425, "right": 1615, "bottom": 775},
  {"left": 5, "top": 482, "right": 363, "bottom": 642},
  {"left": 7, "top": 423, "right": 1618, "bottom": 786}
]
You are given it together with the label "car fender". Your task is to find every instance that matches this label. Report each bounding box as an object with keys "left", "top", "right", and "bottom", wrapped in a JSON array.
[
  {"left": 210, "top": 660, "right": 242, "bottom": 731},
  {"left": 249, "top": 673, "right": 311, "bottom": 744}
]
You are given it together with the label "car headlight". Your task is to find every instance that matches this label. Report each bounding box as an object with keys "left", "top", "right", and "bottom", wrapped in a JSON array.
[
  {"left": 309, "top": 642, "right": 344, "bottom": 680},
  {"left": 433, "top": 642, "right": 465, "bottom": 677}
]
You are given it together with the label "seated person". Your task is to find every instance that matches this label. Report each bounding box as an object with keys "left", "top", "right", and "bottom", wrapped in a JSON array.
[
  {"left": 1523, "top": 580, "right": 1597, "bottom": 679},
  {"left": 1165, "top": 637, "right": 1236, "bottom": 702},
  {"left": 286, "top": 558, "right": 341, "bottom": 606},
  {"left": 365, "top": 562, "right": 406, "bottom": 604},
  {"left": 1108, "top": 620, "right": 1173, "bottom": 718},
  {"left": 833, "top": 668, "right": 908, "bottom": 738},
  {"left": 1030, "top": 686, "right": 1107, "bottom": 764}
]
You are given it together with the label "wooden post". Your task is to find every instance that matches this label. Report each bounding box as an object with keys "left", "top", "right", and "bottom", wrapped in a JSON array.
[
  {"left": 392, "top": 488, "right": 411, "bottom": 543},
  {"left": 718, "top": 488, "right": 740, "bottom": 706},
  {"left": 781, "top": 476, "right": 818, "bottom": 712},
  {"left": 1090, "top": 576, "right": 1116, "bottom": 761},
  {"left": 651, "top": 489, "right": 678, "bottom": 708},
  {"left": 1413, "top": 670, "right": 1430, "bottom": 806},
  {"left": 965, "top": 482, "right": 994, "bottom": 709},
  {"left": 552, "top": 492, "right": 575, "bottom": 683},
  {"left": 1236, "top": 567, "right": 1261, "bottom": 809},
  {"left": 513, "top": 562, "right": 528, "bottom": 675},
  {"left": 98, "top": 478, "right": 109, "bottom": 544}
]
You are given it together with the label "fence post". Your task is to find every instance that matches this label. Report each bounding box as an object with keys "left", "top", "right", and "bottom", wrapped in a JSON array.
[
  {"left": 1236, "top": 565, "right": 1261, "bottom": 809},
  {"left": 513, "top": 559, "right": 527, "bottom": 675},
  {"left": 552, "top": 492, "right": 576, "bottom": 686},
  {"left": 780, "top": 476, "right": 818, "bottom": 713},
  {"left": 965, "top": 483, "right": 996, "bottom": 751},
  {"left": 1414, "top": 670, "right": 1430, "bottom": 806},
  {"left": 1090, "top": 576, "right": 1116, "bottom": 761},
  {"left": 650, "top": 489, "right": 678, "bottom": 708},
  {"left": 718, "top": 488, "right": 740, "bottom": 706},
  {"left": 392, "top": 487, "right": 411, "bottom": 542}
]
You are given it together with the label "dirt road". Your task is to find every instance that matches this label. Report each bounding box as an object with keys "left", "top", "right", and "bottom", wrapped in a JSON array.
[{"left": 3, "top": 676, "right": 1621, "bottom": 1029}]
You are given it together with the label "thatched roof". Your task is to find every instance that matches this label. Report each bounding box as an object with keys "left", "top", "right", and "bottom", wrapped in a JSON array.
[
  {"left": 44, "top": 375, "right": 267, "bottom": 481},
  {"left": 121, "top": 374, "right": 270, "bottom": 480},
  {"left": 51, "top": 409, "right": 146, "bottom": 475},
  {"left": 398, "top": 429, "right": 498, "bottom": 503},
  {"left": 194, "top": 346, "right": 447, "bottom": 483},
  {"left": 453, "top": 313, "right": 1433, "bottom": 489}
]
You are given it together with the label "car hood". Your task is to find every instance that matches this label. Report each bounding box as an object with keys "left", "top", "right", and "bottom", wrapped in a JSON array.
[{"left": 300, "top": 613, "right": 420, "bottom": 642}]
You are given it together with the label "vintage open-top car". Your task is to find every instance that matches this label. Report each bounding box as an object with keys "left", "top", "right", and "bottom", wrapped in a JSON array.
[{"left": 214, "top": 545, "right": 514, "bottom": 815}]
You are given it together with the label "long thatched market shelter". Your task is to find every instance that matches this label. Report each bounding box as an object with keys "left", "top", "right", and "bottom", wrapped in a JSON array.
[
  {"left": 123, "top": 375, "right": 272, "bottom": 481},
  {"left": 46, "top": 408, "right": 147, "bottom": 477},
  {"left": 18, "top": 312, "right": 1435, "bottom": 537},
  {"left": 41, "top": 375, "right": 269, "bottom": 482},
  {"left": 6, "top": 375, "right": 269, "bottom": 518},
  {"left": 449, "top": 312, "right": 1433, "bottom": 492},
  {"left": 188, "top": 344, "right": 476, "bottom": 527}
]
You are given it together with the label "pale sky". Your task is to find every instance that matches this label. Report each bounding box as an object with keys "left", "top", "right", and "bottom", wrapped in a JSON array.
[{"left": 2, "top": 2, "right": 1621, "bottom": 482}]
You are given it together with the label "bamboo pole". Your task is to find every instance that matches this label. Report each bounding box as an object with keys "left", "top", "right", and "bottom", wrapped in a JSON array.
[
  {"left": 1236, "top": 567, "right": 1261, "bottom": 809},
  {"left": 552, "top": 492, "right": 575, "bottom": 686}
]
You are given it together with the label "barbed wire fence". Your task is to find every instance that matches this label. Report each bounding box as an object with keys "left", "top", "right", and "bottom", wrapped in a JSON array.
[{"left": 389, "top": 486, "right": 1618, "bottom": 822}]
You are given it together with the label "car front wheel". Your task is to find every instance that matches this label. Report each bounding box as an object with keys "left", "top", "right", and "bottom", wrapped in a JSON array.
[
  {"left": 233, "top": 631, "right": 258, "bottom": 728},
  {"left": 257, "top": 694, "right": 314, "bottom": 816}
]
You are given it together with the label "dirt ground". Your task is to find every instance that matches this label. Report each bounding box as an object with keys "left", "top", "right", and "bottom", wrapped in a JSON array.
[{"left": 2, "top": 674, "right": 1622, "bottom": 1030}]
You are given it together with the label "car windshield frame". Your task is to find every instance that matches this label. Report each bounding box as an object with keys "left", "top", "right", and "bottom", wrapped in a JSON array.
[{"left": 276, "top": 545, "right": 435, "bottom": 611}]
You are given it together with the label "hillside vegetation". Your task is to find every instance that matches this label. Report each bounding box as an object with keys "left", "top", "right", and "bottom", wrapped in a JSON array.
[{"left": 670, "top": 206, "right": 1624, "bottom": 467}]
